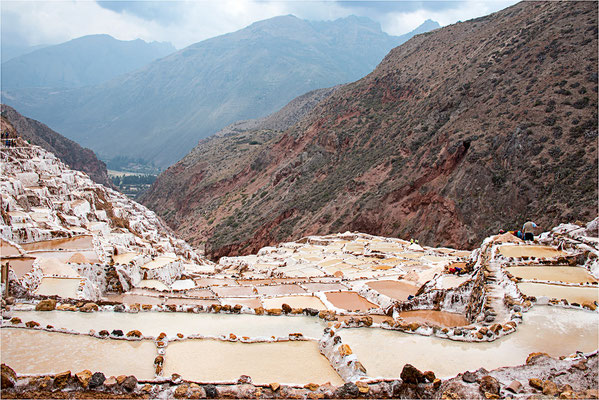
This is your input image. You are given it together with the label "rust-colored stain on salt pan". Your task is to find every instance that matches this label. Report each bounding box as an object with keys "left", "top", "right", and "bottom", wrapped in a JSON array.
[
  {"left": 325, "top": 291, "right": 378, "bottom": 312},
  {"left": 366, "top": 280, "right": 419, "bottom": 301}
]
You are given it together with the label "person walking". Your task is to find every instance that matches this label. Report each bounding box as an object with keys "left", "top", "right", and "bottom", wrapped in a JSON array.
[{"left": 522, "top": 220, "right": 538, "bottom": 241}]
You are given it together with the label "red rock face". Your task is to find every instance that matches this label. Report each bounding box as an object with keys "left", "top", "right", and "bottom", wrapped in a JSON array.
[{"left": 143, "top": 1, "right": 598, "bottom": 260}]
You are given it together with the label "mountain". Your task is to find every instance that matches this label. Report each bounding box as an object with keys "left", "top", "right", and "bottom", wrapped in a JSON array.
[
  {"left": 1, "top": 34, "right": 175, "bottom": 89},
  {"left": 141, "top": 1, "right": 598, "bottom": 259},
  {"left": 1, "top": 104, "right": 112, "bottom": 187},
  {"left": 1, "top": 17, "right": 439, "bottom": 168},
  {"left": 1, "top": 43, "right": 49, "bottom": 62}
]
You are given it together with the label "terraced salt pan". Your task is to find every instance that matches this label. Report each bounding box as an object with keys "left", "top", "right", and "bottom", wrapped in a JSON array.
[
  {"left": 25, "top": 250, "right": 100, "bottom": 264},
  {"left": 1, "top": 240, "right": 21, "bottom": 256},
  {"left": 38, "top": 257, "right": 80, "bottom": 277},
  {"left": 35, "top": 277, "right": 82, "bottom": 298},
  {"left": 21, "top": 235, "right": 93, "bottom": 251},
  {"left": 397, "top": 310, "right": 469, "bottom": 327},
  {"left": 138, "top": 279, "right": 169, "bottom": 291},
  {"left": 103, "top": 293, "right": 164, "bottom": 305},
  {"left": 325, "top": 292, "right": 378, "bottom": 312},
  {"left": 3, "top": 257, "right": 36, "bottom": 278},
  {"left": 338, "top": 306, "right": 598, "bottom": 379},
  {"left": 517, "top": 282, "right": 599, "bottom": 304},
  {"left": 141, "top": 256, "right": 176, "bottom": 269},
  {"left": 498, "top": 245, "right": 566, "bottom": 259},
  {"left": 220, "top": 297, "right": 262, "bottom": 308},
  {"left": 262, "top": 295, "right": 327, "bottom": 311},
  {"left": 366, "top": 280, "right": 419, "bottom": 301},
  {"left": 164, "top": 340, "right": 344, "bottom": 385},
  {"left": 213, "top": 286, "right": 255, "bottom": 297},
  {"left": 302, "top": 282, "right": 348, "bottom": 292},
  {"left": 256, "top": 284, "right": 307, "bottom": 296},
  {"left": 171, "top": 279, "right": 196, "bottom": 290},
  {"left": 9, "top": 311, "right": 327, "bottom": 339},
  {"left": 164, "top": 298, "right": 220, "bottom": 307},
  {"left": 195, "top": 278, "right": 238, "bottom": 287},
  {"left": 1, "top": 328, "right": 156, "bottom": 379},
  {"left": 507, "top": 266, "right": 597, "bottom": 284},
  {"left": 112, "top": 252, "right": 138, "bottom": 264}
]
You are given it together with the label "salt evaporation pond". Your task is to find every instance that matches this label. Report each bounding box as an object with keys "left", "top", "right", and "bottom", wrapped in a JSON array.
[
  {"left": 35, "top": 277, "right": 82, "bottom": 298},
  {"left": 507, "top": 266, "right": 597, "bottom": 284},
  {"left": 517, "top": 282, "right": 599, "bottom": 304},
  {"left": 9, "top": 311, "right": 327, "bottom": 339},
  {"left": 397, "top": 310, "right": 470, "bottom": 327},
  {"left": 1, "top": 328, "right": 156, "bottom": 379},
  {"left": 337, "top": 306, "right": 598, "bottom": 379},
  {"left": 498, "top": 245, "right": 565, "bottom": 259},
  {"left": 21, "top": 235, "right": 93, "bottom": 251},
  {"left": 163, "top": 339, "right": 344, "bottom": 385},
  {"left": 366, "top": 280, "right": 419, "bottom": 301},
  {"left": 3, "top": 257, "right": 36, "bottom": 278},
  {"left": 262, "top": 295, "right": 327, "bottom": 310}
]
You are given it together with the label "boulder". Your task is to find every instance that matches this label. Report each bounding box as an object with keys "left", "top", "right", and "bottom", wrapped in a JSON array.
[
  {"left": 479, "top": 375, "right": 499, "bottom": 395},
  {"left": 270, "top": 382, "right": 280, "bottom": 392},
  {"left": 53, "top": 370, "right": 71, "bottom": 389},
  {"left": 104, "top": 376, "right": 117, "bottom": 388},
  {"left": 116, "top": 375, "right": 128, "bottom": 385},
  {"left": 35, "top": 299, "right": 57, "bottom": 311},
  {"left": 111, "top": 329, "right": 124, "bottom": 337},
  {"left": 189, "top": 383, "right": 205, "bottom": 399},
  {"left": 462, "top": 371, "right": 478, "bottom": 383},
  {"left": 339, "top": 344, "right": 353, "bottom": 356},
  {"left": 400, "top": 364, "right": 426, "bottom": 384},
  {"left": 304, "top": 308, "right": 319, "bottom": 316},
  {"left": 10, "top": 317, "right": 21, "bottom": 324},
  {"left": 1, "top": 364, "right": 17, "bottom": 388},
  {"left": 506, "top": 380, "right": 522, "bottom": 393},
  {"left": 157, "top": 332, "right": 167, "bottom": 340},
  {"left": 281, "top": 303, "right": 292, "bottom": 314},
  {"left": 204, "top": 384, "right": 218, "bottom": 398},
  {"left": 25, "top": 320, "right": 40, "bottom": 328},
  {"left": 122, "top": 375, "right": 137, "bottom": 392},
  {"left": 335, "top": 382, "right": 360, "bottom": 398},
  {"left": 79, "top": 302, "right": 99, "bottom": 312},
  {"left": 266, "top": 308, "right": 282, "bottom": 316},
  {"left": 355, "top": 381, "right": 369, "bottom": 394},
  {"left": 76, "top": 370, "right": 92, "bottom": 388},
  {"left": 305, "top": 383, "right": 320, "bottom": 391},
  {"left": 113, "top": 304, "right": 125, "bottom": 312},
  {"left": 542, "top": 380, "right": 559, "bottom": 396},
  {"left": 88, "top": 372, "right": 106, "bottom": 388},
  {"left": 424, "top": 371, "right": 436, "bottom": 382},
  {"left": 529, "top": 378, "right": 544, "bottom": 390},
  {"left": 154, "top": 355, "right": 164, "bottom": 366},
  {"left": 174, "top": 384, "right": 189, "bottom": 398},
  {"left": 126, "top": 330, "right": 142, "bottom": 338},
  {"left": 527, "top": 352, "right": 550, "bottom": 364},
  {"left": 254, "top": 307, "right": 264, "bottom": 315},
  {"left": 98, "top": 330, "right": 110, "bottom": 336}
]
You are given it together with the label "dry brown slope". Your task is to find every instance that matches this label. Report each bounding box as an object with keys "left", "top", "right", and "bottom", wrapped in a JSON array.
[{"left": 144, "top": 1, "right": 598, "bottom": 259}]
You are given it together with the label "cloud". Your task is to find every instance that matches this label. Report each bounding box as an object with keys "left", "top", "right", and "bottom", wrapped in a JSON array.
[{"left": 1, "top": 0, "right": 520, "bottom": 50}]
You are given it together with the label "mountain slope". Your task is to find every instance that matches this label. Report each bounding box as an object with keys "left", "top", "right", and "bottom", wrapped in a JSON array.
[
  {"left": 1, "top": 17, "right": 438, "bottom": 168},
  {"left": 1, "top": 104, "right": 112, "bottom": 187},
  {"left": 1, "top": 34, "right": 175, "bottom": 89},
  {"left": 142, "top": 1, "right": 598, "bottom": 259}
]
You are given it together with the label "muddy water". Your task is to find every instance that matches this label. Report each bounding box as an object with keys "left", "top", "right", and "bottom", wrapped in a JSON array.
[
  {"left": 499, "top": 245, "right": 566, "bottom": 259},
  {"left": 262, "top": 296, "right": 327, "bottom": 311},
  {"left": 366, "top": 280, "right": 419, "bottom": 301},
  {"left": 9, "top": 311, "right": 327, "bottom": 339},
  {"left": 517, "top": 282, "right": 599, "bottom": 304},
  {"left": 256, "top": 284, "right": 307, "bottom": 296},
  {"left": 35, "top": 277, "right": 82, "bottom": 298},
  {"left": 163, "top": 340, "right": 344, "bottom": 385},
  {"left": 1, "top": 328, "right": 156, "bottom": 379},
  {"left": 3, "top": 257, "right": 36, "bottom": 278},
  {"left": 325, "top": 292, "right": 379, "bottom": 312},
  {"left": 338, "top": 306, "right": 598, "bottom": 379},
  {"left": 21, "top": 235, "right": 93, "bottom": 251},
  {"left": 398, "top": 310, "right": 469, "bottom": 327},
  {"left": 507, "top": 266, "right": 597, "bottom": 284}
]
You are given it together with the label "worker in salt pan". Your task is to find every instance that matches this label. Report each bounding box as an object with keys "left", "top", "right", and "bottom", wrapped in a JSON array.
[{"left": 522, "top": 220, "right": 538, "bottom": 241}]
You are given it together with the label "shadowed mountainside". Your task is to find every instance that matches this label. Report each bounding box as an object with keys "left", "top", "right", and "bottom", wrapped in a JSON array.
[
  {"left": 144, "top": 1, "right": 596, "bottom": 259},
  {"left": 1, "top": 17, "right": 439, "bottom": 168}
]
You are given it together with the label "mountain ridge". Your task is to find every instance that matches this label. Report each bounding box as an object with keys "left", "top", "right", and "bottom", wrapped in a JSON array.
[{"left": 141, "top": 1, "right": 597, "bottom": 259}]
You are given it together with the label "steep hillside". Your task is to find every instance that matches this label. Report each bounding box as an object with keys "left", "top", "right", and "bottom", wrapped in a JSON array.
[
  {"left": 1, "top": 104, "right": 112, "bottom": 187},
  {"left": 142, "top": 1, "right": 597, "bottom": 259},
  {"left": 1, "top": 17, "right": 438, "bottom": 168},
  {"left": 1, "top": 34, "right": 175, "bottom": 89}
]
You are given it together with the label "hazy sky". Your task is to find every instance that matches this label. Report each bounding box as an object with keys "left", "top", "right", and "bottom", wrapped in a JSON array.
[{"left": 2, "top": 0, "right": 519, "bottom": 49}]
